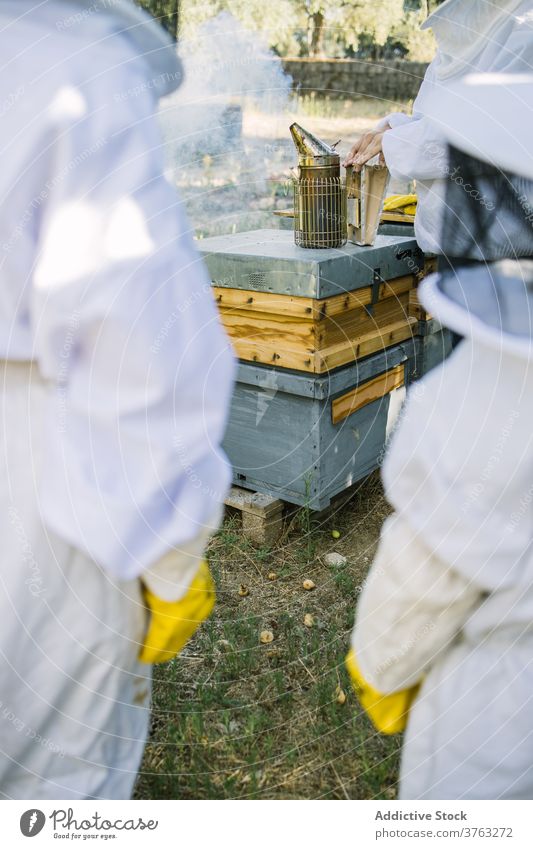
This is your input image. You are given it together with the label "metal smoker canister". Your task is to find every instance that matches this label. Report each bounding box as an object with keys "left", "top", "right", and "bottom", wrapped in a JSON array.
[{"left": 290, "top": 122, "right": 347, "bottom": 249}]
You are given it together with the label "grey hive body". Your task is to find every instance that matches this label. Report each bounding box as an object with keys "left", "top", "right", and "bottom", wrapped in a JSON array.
[
  {"left": 222, "top": 324, "right": 451, "bottom": 510},
  {"left": 223, "top": 340, "right": 415, "bottom": 510},
  {"left": 199, "top": 228, "right": 424, "bottom": 298}
]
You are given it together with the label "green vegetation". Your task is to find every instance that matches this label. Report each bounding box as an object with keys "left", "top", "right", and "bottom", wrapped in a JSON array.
[
  {"left": 135, "top": 474, "right": 403, "bottom": 800},
  {"left": 137, "top": 0, "right": 447, "bottom": 60}
]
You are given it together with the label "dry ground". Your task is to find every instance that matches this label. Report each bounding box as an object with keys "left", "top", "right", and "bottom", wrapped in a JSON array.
[
  {"left": 135, "top": 473, "right": 402, "bottom": 800},
  {"left": 136, "top": 96, "right": 409, "bottom": 800}
]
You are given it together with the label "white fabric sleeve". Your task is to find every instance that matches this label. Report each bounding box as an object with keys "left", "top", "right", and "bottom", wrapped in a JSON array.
[
  {"left": 31, "top": 64, "right": 236, "bottom": 580},
  {"left": 380, "top": 58, "right": 448, "bottom": 182},
  {"left": 382, "top": 116, "right": 449, "bottom": 182},
  {"left": 378, "top": 112, "right": 412, "bottom": 130},
  {"left": 383, "top": 338, "right": 533, "bottom": 591},
  {"left": 352, "top": 513, "right": 482, "bottom": 694},
  {"left": 142, "top": 505, "right": 223, "bottom": 601}
]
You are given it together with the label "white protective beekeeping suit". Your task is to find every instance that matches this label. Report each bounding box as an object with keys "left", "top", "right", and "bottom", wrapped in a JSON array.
[
  {"left": 379, "top": 0, "right": 533, "bottom": 253},
  {"left": 351, "top": 74, "right": 533, "bottom": 799},
  {"left": 0, "top": 0, "right": 235, "bottom": 799}
]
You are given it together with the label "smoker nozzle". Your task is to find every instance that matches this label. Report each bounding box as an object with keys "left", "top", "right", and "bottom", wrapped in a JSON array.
[{"left": 289, "top": 122, "right": 340, "bottom": 165}]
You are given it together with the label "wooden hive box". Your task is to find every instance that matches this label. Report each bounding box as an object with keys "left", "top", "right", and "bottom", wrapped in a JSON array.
[{"left": 200, "top": 229, "right": 429, "bottom": 374}]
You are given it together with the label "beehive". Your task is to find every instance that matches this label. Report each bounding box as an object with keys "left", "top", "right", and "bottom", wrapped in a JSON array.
[{"left": 199, "top": 229, "right": 450, "bottom": 507}]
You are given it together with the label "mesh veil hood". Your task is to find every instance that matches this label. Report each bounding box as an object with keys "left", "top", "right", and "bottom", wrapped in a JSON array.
[{"left": 421, "top": 0, "right": 524, "bottom": 79}]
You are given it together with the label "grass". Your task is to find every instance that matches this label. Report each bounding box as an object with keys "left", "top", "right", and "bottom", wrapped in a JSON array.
[
  {"left": 291, "top": 92, "right": 410, "bottom": 121},
  {"left": 135, "top": 472, "right": 402, "bottom": 800}
]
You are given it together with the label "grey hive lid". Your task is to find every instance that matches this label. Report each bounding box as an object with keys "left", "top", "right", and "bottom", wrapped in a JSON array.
[{"left": 198, "top": 229, "right": 423, "bottom": 299}]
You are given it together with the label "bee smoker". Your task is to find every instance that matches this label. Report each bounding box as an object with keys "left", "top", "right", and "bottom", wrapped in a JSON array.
[{"left": 290, "top": 122, "right": 347, "bottom": 249}]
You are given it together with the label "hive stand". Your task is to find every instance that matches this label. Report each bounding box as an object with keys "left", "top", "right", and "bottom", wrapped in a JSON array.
[{"left": 224, "top": 486, "right": 284, "bottom": 547}]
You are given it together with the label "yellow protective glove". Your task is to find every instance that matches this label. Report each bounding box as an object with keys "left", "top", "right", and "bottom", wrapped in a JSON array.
[
  {"left": 383, "top": 193, "right": 417, "bottom": 212},
  {"left": 139, "top": 560, "right": 215, "bottom": 665},
  {"left": 346, "top": 648, "right": 420, "bottom": 735}
]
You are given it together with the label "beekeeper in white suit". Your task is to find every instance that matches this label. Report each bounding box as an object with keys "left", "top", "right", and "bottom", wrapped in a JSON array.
[
  {"left": 344, "top": 0, "right": 533, "bottom": 254},
  {"left": 347, "top": 73, "right": 533, "bottom": 799},
  {"left": 0, "top": 0, "right": 235, "bottom": 799}
]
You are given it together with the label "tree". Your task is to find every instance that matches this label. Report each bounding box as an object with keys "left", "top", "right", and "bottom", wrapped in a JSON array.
[
  {"left": 290, "top": 0, "right": 344, "bottom": 58},
  {"left": 309, "top": 9, "right": 325, "bottom": 56},
  {"left": 136, "top": 0, "right": 180, "bottom": 38},
  {"left": 286, "top": 0, "right": 437, "bottom": 60},
  {"left": 298, "top": 0, "right": 433, "bottom": 60}
]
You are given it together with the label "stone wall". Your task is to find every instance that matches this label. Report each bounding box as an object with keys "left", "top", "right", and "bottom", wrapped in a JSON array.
[{"left": 281, "top": 58, "right": 429, "bottom": 102}]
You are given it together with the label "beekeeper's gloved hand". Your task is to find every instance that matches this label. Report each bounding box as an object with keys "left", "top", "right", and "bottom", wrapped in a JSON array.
[
  {"left": 139, "top": 558, "right": 215, "bottom": 665},
  {"left": 138, "top": 520, "right": 218, "bottom": 664}
]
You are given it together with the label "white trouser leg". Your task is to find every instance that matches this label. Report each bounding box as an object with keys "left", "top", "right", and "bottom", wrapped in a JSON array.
[{"left": 0, "top": 361, "right": 151, "bottom": 799}]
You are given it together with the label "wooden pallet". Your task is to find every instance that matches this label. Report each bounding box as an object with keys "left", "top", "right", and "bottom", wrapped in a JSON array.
[{"left": 224, "top": 486, "right": 284, "bottom": 547}]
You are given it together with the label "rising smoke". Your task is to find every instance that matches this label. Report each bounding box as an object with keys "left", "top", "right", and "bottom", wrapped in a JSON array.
[
  {"left": 159, "top": 12, "right": 292, "bottom": 167},
  {"left": 156, "top": 12, "right": 294, "bottom": 238}
]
